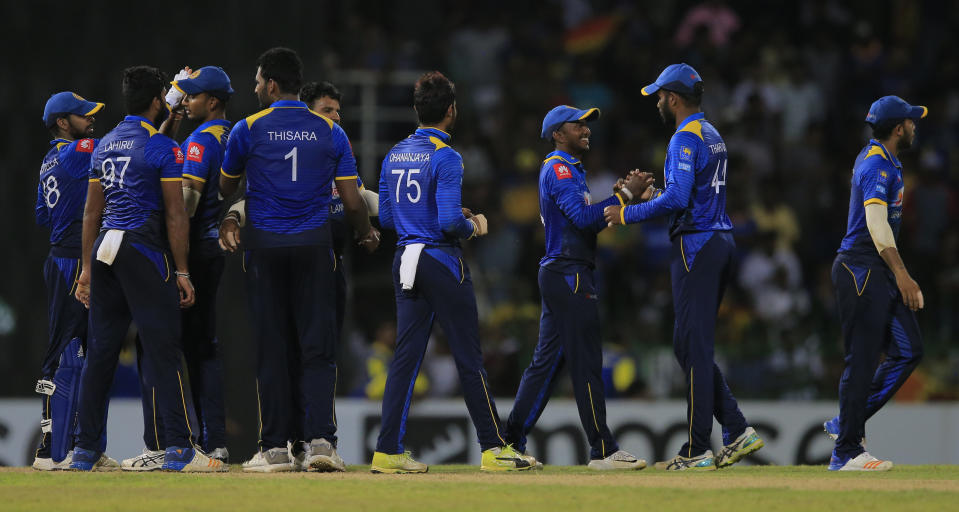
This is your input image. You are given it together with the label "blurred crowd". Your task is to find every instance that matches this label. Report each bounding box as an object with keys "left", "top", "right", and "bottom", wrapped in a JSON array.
[{"left": 4, "top": 1, "right": 959, "bottom": 418}]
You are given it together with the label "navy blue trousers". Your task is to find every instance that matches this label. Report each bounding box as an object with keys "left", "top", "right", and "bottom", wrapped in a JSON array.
[
  {"left": 506, "top": 266, "right": 618, "bottom": 460},
  {"left": 670, "top": 232, "right": 747, "bottom": 457},
  {"left": 181, "top": 240, "right": 226, "bottom": 451},
  {"left": 245, "top": 246, "right": 338, "bottom": 450},
  {"left": 831, "top": 255, "right": 923, "bottom": 458},
  {"left": 138, "top": 241, "right": 222, "bottom": 451},
  {"left": 36, "top": 249, "right": 87, "bottom": 458},
  {"left": 376, "top": 247, "right": 506, "bottom": 454},
  {"left": 76, "top": 236, "right": 192, "bottom": 451}
]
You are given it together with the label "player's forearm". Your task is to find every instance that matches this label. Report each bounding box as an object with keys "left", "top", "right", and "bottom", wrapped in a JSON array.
[
  {"left": 165, "top": 209, "right": 190, "bottom": 272},
  {"left": 879, "top": 246, "right": 909, "bottom": 276},
  {"left": 340, "top": 180, "right": 373, "bottom": 236},
  {"left": 623, "top": 177, "right": 689, "bottom": 224},
  {"left": 436, "top": 183, "right": 473, "bottom": 238},
  {"left": 80, "top": 206, "right": 102, "bottom": 271},
  {"left": 220, "top": 173, "right": 241, "bottom": 198}
]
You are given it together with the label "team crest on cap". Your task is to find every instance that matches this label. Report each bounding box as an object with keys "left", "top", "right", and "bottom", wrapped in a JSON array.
[
  {"left": 188, "top": 69, "right": 202, "bottom": 79},
  {"left": 553, "top": 163, "right": 572, "bottom": 180},
  {"left": 186, "top": 142, "right": 205, "bottom": 162},
  {"left": 72, "top": 93, "right": 84, "bottom": 101},
  {"left": 76, "top": 138, "right": 94, "bottom": 153}
]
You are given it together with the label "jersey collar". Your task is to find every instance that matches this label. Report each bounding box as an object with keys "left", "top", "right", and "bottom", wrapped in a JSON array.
[
  {"left": 125, "top": 115, "right": 155, "bottom": 127},
  {"left": 868, "top": 139, "right": 902, "bottom": 168},
  {"left": 270, "top": 99, "right": 307, "bottom": 109},
  {"left": 416, "top": 127, "right": 451, "bottom": 142},
  {"left": 197, "top": 118, "right": 231, "bottom": 131},
  {"left": 50, "top": 137, "right": 71, "bottom": 146},
  {"left": 676, "top": 112, "right": 705, "bottom": 132},
  {"left": 544, "top": 149, "right": 581, "bottom": 167}
]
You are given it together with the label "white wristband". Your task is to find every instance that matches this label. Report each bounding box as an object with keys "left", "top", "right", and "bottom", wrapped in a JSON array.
[{"left": 620, "top": 187, "right": 633, "bottom": 201}]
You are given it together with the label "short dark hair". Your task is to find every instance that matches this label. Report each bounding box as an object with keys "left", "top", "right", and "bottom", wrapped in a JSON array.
[
  {"left": 870, "top": 118, "right": 905, "bottom": 140},
  {"left": 667, "top": 81, "right": 704, "bottom": 107},
  {"left": 47, "top": 114, "right": 68, "bottom": 136},
  {"left": 299, "top": 81, "right": 342, "bottom": 105},
  {"left": 122, "top": 66, "right": 166, "bottom": 116},
  {"left": 256, "top": 47, "right": 303, "bottom": 95},
  {"left": 414, "top": 71, "right": 455, "bottom": 125}
]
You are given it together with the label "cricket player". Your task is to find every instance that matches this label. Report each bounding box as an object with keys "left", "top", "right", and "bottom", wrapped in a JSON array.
[
  {"left": 370, "top": 71, "right": 533, "bottom": 474},
  {"left": 604, "top": 63, "right": 763, "bottom": 470},
  {"left": 219, "top": 48, "right": 379, "bottom": 473},
  {"left": 121, "top": 66, "right": 235, "bottom": 470},
  {"left": 70, "top": 66, "right": 223, "bottom": 472},
  {"left": 33, "top": 92, "right": 114, "bottom": 471},
  {"left": 299, "top": 80, "right": 380, "bottom": 347},
  {"left": 825, "top": 96, "right": 927, "bottom": 471},
  {"left": 503, "top": 105, "right": 650, "bottom": 470}
]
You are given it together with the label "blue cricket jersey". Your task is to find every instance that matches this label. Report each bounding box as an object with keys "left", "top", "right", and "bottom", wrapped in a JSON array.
[
  {"left": 89, "top": 116, "right": 184, "bottom": 249},
  {"left": 837, "top": 139, "right": 905, "bottom": 265},
  {"left": 538, "top": 150, "right": 626, "bottom": 271},
  {"left": 181, "top": 119, "right": 230, "bottom": 242},
  {"left": 623, "top": 112, "right": 732, "bottom": 237},
  {"left": 329, "top": 174, "right": 365, "bottom": 255},
  {"left": 378, "top": 127, "right": 475, "bottom": 247},
  {"left": 36, "top": 137, "right": 98, "bottom": 252},
  {"left": 221, "top": 99, "right": 357, "bottom": 248}
]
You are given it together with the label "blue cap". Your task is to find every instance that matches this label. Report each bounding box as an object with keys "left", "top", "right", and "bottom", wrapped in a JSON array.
[
  {"left": 865, "top": 96, "right": 927, "bottom": 125},
  {"left": 641, "top": 63, "right": 702, "bottom": 96},
  {"left": 540, "top": 105, "right": 600, "bottom": 139},
  {"left": 172, "top": 66, "right": 234, "bottom": 97},
  {"left": 42, "top": 91, "right": 104, "bottom": 127}
]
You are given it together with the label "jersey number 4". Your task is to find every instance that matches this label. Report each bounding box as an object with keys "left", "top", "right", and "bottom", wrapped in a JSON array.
[
  {"left": 711, "top": 158, "right": 727, "bottom": 194},
  {"left": 391, "top": 168, "right": 421, "bottom": 203}
]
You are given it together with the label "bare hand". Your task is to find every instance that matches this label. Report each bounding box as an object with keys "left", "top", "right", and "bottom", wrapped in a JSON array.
[
  {"left": 358, "top": 226, "right": 381, "bottom": 253},
  {"left": 218, "top": 217, "right": 241, "bottom": 252},
  {"left": 613, "top": 178, "right": 626, "bottom": 194},
  {"left": 604, "top": 205, "right": 624, "bottom": 226},
  {"left": 75, "top": 269, "right": 91, "bottom": 309},
  {"left": 895, "top": 271, "right": 924, "bottom": 311},
  {"left": 177, "top": 274, "right": 195, "bottom": 308},
  {"left": 624, "top": 170, "right": 655, "bottom": 199}
]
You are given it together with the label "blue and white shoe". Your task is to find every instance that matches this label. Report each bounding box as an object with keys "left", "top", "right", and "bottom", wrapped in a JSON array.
[
  {"left": 161, "top": 446, "right": 228, "bottom": 472},
  {"left": 828, "top": 450, "right": 892, "bottom": 471},
  {"left": 824, "top": 416, "right": 866, "bottom": 447},
  {"left": 823, "top": 417, "right": 840, "bottom": 440},
  {"left": 67, "top": 447, "right": 119, "bottom": 471},
  {"left": 653, "top": 450, "right": 717, "bottom": 471}
]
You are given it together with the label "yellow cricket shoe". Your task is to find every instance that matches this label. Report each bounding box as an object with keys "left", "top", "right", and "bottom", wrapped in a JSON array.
[
  {"left": 370, "top": 451, "right": 428, "bottom": 474},
  {"left": 481, "top": 445, "right": 533, "bottom": 472}
]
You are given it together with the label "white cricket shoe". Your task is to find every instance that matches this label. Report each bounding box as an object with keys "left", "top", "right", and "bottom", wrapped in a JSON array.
[
  {"left": 830, "top": 451, "right": 893, "bottom": 472},
  {"left": 242, "top": 447, "right": 293, "bottom": 473},
  {"left": 588, "top": 450, "right": 647, "bottom": 470},
  {"left": 121, "top": 448, "right": 165, "bottom": 471},
  {"left": 32, "top": 457, "right": 57, "bottom": 471},
  {"left": 307, "top": 438, "right": 346, "bottom": 472}
]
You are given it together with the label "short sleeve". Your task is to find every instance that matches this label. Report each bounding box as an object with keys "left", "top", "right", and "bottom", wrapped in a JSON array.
[
  {"left": 332, "top": 124, "right": 359, "bottom": 180},
  {"left": 221, "top": 119, "right": 250, "bottom": 178},
  {"left": 182, "top": 133, "right": 214, "bottom": 183},
  {"left": 860, "top": 163, "right": 890, "bottom": 206},
  {"left": 147, "top": 135, "right": 184, "bottom": 180}
]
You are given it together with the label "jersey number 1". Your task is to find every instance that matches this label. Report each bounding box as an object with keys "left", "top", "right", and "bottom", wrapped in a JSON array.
[{"left": 285, "top": 147, "right": 298, "bottom": 181}]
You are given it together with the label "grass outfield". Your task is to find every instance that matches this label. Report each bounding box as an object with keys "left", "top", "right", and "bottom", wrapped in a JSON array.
[{"left": 2, "top": 465, "right": 958, "bottom": 511}]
